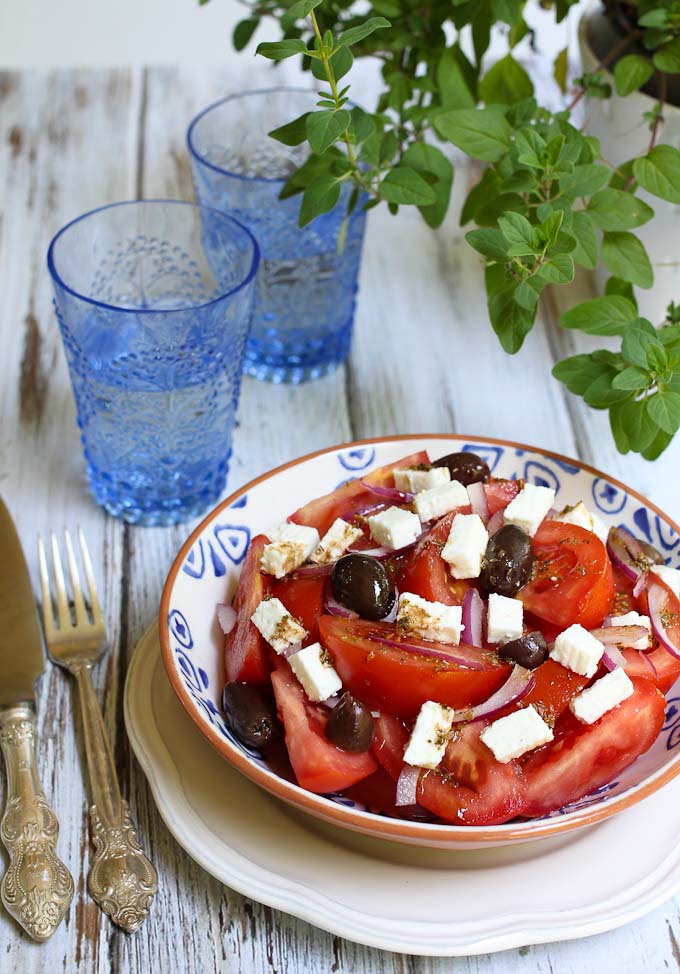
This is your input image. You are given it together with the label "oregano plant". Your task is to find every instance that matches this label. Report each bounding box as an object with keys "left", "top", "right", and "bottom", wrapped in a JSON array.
[{"left": 204, "top": 0, "right": 680, "bottom": 459}]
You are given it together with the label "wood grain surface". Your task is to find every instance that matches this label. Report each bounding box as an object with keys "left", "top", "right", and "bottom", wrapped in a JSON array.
[{"left": 1, "top": 62, "right": 679, "bottom": 973}]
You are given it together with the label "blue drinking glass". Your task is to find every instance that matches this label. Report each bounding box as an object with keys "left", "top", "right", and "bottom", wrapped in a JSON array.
[
  {"left": 47, "top": 200, "right": 259, "bottom": 525},
  {"left": 187, "top": 88, "right": 367, "bottom": 384}
]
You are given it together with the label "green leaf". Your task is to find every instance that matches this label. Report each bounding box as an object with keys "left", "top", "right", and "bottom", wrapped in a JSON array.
[
  {"left": 612, "top": 366, "right": 651, "bottom": 391},
  {"left": 434, "top": 108, "right": 511, "bottom": 162},
  {"left": 619, "top": 398, "right": 657, "bottom": 452},
  {"left": 336, "top": 17, "right": 391, "bottom": 48},
  {"left": 514, "top": 127, "right": 546, "bottom": 169},
  {"left": 268, "top": 112, "right": 310, "bottom": 147},
  {"left": 348, "top": 106, "right": 374, "bottom": 144},
  {"left": 474, "top": 192, "right": 525, "bottom": 227},
  {"left": 641, "top": 426, "right": 674, "bottom": 459},
  {"left": 485, "top": 263, "right": 536, "bottom": 353},
  {"left": 584, "top": 374, "right": 633, "bottom": 408},
  {"left": 647, "top": 390, "right": 680, "bottom": 434},
  {"left": 466, "top": 227, "right": 509, "bottom": 261},
  {"left": 610, "top": 402, "right": 631, "bottom": 453},
  {"left": 437, "top": 48, "right": 476, "bottom": 109},
  {"left": 287, "top": 0, "right": 322, "bottom": 16},
  {"left": 553, "top": 354, "right": 608, "bottom": 396},
  {"left": 479, "top": 55, "right": 533, "bottom": 106},
  {"left": 380, "top": 166, "right": 438, "bottom": 205},
  {"left": 256, "top": 38, "right": 308, "bottom": 60},
  {"left": 633, "top": 145, "right": 680, "bottom": 203},
  {"left": 622, "top": 321, "right": 664, "bottom": 368},
  {"left": 557, "top": 163, "right": 610, "bottom": 197},
  {"left": 535, "top": 254, "right": 574, "bottom": 285},
  {"left": 312, "top": 45, "right": 353, "bottom": 81},
  {"left": 514, "top": 280, "right": 540, "bottom": 312},
  {"left": 602, "top": 232, "right": 654, "bottom": 289},
  {"left": 559, "top": 295, "right": 638, "bottom": 336},
  {"left": 400, "top": 143, "right": 454, "bottom": 229},
  {"left": 613, "top": 54, "right": 654, "bottom": 95},
  {"left": 653, "top": 38, "right": 680, "bottom": 73},
  {"left": 298, "top": 175, "right": 341, "bottom": 227},
  {"left": 605, "top": 276, "right": 638, "bottom": 309},
  {"left": 554, "top": 47, "right": 568, "bottom": 94},
  {"left": 233, "top": 18, "right": 258, "bottom": 51},
  {"left": 306, "top": 109, "right": 351, "bottom": 155},
  {"left": 586, "top": 189, "right": 654, "bottom": 231},
  {"left": 571, "top": 211, "right": 598, "bottom": 270},
  {"left": 498, "top": 211, "right": 536, "bottom": 256},
  {"left": 460, "top": 168, "right": 500, "bottom": 225}
]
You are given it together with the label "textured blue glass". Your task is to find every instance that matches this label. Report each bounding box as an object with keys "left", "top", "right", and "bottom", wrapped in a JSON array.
[
  {"left": 47, "top": 200, "right": 259, "bottom": 525},
  {"left": 188, "top": 89, "right": 366, "bottom": 384}
]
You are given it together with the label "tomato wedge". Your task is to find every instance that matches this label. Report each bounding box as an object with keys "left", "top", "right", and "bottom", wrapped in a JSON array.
[
  {"left": 289, "top": 451, "right": 429, "bottom": 535},
  {"left": 484, "top": 479, "right": 521, "bottom": 516},
  {"left": 320, "top": 615, "right": 510, "bottom": 719},
  {"left": 639, "top": 578, "right": 680, "bottom": 692},
  {"left": 397, "top": 510, "right": 471, "bottom": 606},
  {"left": 517, "top": 658, "right": 589, "bottom": 723},
  {"left": 270, "top": 661, "right": 377, "bottom": 793},
  {"left": 224, "top": 534, "right": 271, "bottom": 684},
  {"left": 271, "top": 575, "right": 326, "bottom": 646},
  {"left": 519, "top": 521, "right": 614, "bottom": 629},
  {"left": 520, "top": 676, "right": 666, "bottom": 817}
]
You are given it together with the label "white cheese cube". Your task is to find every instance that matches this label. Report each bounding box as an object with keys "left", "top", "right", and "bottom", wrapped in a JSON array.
[
  {"left": 397, "top": 593, "right": 463, "bottom": 645},
  {"left": 413, "top": 480, "right": 469, "bottom": 523},
  {"left": 261, "top": 522, "right": 320, "bottom": 578},
  {"left": 403, "top": 701, "right": 454, "bottom": 769},
  {"left": 480, "top": 705, "right": 554, "bottom": 763},
  {"left": 250, "top": 597, "right": 307, "bottom": 654},
  {"left": 650, "top": 564, "right": 680, "bottom": 598},
  {"left": 550, "top": 624, "right": 604, "bottom": 678},
  {"left": 486, "top": 593, "right": 524, "bottom": 645},
  {"left": 570, "top": 667, "right": 634, "bottom": 725},
  {"left": 609, "top": 610, "right": 652, "bottom": 650},
  {"left": 288, "top": 642, "right": 343, "bottom": 702},
  {"left": 503, "top": 483, "right": 556, "bottom": 537},
  {"left": 394, "top": 466, "right": 450, "bottom": 493},
  {"left": 441, "top": 513, "right": 489, "bottom": 579},
  {"left": 553, "top": 501, "right": 608, "bottom": 544},
  {"left": 368, "top": 506, "right": 422, "bottom": 550},
  {"left": 310, "top": 518, "right": 363, "bottom": 564},
  {"left": 590, "top": 512, "right": 609, "bottom": 544}
]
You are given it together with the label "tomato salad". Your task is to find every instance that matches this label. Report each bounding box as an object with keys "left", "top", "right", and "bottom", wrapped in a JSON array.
[{"left": 217, "top": 449, "right": 680, "bottom": 826}]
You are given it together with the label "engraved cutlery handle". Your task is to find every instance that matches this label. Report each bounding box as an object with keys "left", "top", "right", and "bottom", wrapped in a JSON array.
[
  {"left": 74, "top": 665, "right": 156, "bottom": 932},
  {"left": 0, "top": 703, "right": 74, "bottom": 941}
]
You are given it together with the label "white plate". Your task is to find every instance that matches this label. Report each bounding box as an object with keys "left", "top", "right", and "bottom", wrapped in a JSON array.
[{"left": 125, "top": 623, "right": 680, "bottom": 956}]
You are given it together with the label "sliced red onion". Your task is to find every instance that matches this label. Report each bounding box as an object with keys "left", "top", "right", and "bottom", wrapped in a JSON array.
[
  {"left": 633, "top": 571, "right": 648, "bottom": 599},
  {"left": 323, "top": 584, "right": 359, "bottom": 619},
  {"left": 367, "top": 633, "right": 491, "bottom": 670},
  {"left": 356, "top": 546, "right": 392, "bottom": 559},
  {"left": 461, "top": 588, "right": 484, "bottom": 648},
  {"left": 280, "top": 641, "right": 302, "bottom": 659},
  {"left": 291, "top": 562, "right": 335, "bottom": 578},
  {"left": 606, "top": 526, "right": 650, "bottom": 582},
  {"left": 467, "top": 482, "right": 489, "bottom": 521},
  {"left": 449, "top": 664, "right": 535, "bottom": 723},
  {"left": 589, "top": 625, "right": 649, "bottom": 647},
  {"left": 603, "top": 645, "right": 627, "bottom": 671},
  {"left": 321, "top": 695, "right": 342, "bottom": 709},
  {"left": 357, "top": 531, "right": 427, "bottom": 560},
  {"left": 639, "top": 651, "right": 658, "bottom": 678},
  {"left": 361, "top": 479, "right": 414, "bottom": 504},
  {"left": 216, "top": 603, "right": 237, "bottom": 634},
  {"left": 487, "top": 509, "right": 504, "bottom": 535},
  {"left": 341, "top": 500, "right": 390, "bottom": 521},
  {"left": 647, "top": 579, "right": 680, "bottom": 660},
  {"left": 395, "top": 765, "right": 421, "bottom": 806}
]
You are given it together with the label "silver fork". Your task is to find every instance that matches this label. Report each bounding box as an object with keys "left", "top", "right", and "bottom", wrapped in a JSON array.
[{"left": 38, "top": 529, "right": 157, "bottom": 933}]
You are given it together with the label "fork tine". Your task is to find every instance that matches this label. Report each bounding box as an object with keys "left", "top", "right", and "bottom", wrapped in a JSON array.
[
  {"left": 37, "top": 535, "right": 57, "bottom": 638},
  {"left": 64, "top": 529, "right": 88, "bottom": 627},
  {"left": 50, "top": 532, "right": 71, "bottom": 630},
  {"left": 78, "top": 527, "right": 104, "bottom": 628}
]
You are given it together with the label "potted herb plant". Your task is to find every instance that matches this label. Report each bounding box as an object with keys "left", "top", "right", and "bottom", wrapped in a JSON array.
[{"left": 205, "top": 0, "right": 680, "bottom": 460}]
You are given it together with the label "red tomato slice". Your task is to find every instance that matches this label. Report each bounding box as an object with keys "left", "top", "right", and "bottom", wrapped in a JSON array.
[
  {"left": 320, "top": 616, "right": 510, "bottom": 719},
  {"left": 270, "top": 661, "right": 377, "bottom": 794},
  {"left": 271, "top": 575, "right": 326, "bottom": 645},
  {"left": 519, "top": 521, "right": 614, "bottom": 630},
  {"left": 484, "top": 479, "right": 521, "bottom": 516},
  {"left": 647, "top": 646, "right": 680, "bottom": 693},
  {"left": 224, "top": 534, "right": 271, "bottom": 684},
  {"left": 520, "top": 676, "right": 666, "bottom": 817},
  {"left": 638, "top": 578, "right": 680, "bottom": 692},
  {"left": 397, "top": 510, "right": 471, "bottom": 606},
  {"left": 518, "top": 658, "right": 589, "bottom": 723},
  {"left": 289, "top": 451, "right": 429, "bottom": 535},
  {"left": 622, "top": 648, "right": 660, "bottom": 686}
]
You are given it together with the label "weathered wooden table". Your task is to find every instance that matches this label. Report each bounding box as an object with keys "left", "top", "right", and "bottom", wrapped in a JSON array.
[{"left": 1, "top": 62, "right": 680, "bottom": 973}]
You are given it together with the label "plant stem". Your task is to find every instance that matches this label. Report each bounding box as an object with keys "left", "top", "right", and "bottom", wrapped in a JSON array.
[
  {"left": 648, "top": 72, "right": 666, "bottom": 152},
  {"left": 566, "top": 29, "right": 641, "bottom": 112},
  {"left": 310, "top": 9, "right": 359, "bottom": 172}
]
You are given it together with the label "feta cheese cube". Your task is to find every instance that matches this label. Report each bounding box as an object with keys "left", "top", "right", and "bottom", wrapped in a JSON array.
[
  {"left": 413, "top": 480, "right": 469, "bottom": 523},
  {"left": 441, "top": 513, "right": 489, "bottom": 579},
  {"left": 609, "top": 610, "right": 652, "bottom": 649},
  {"left": 250, "top": 597, "right": 307, "bottom": 654},
  {"left": 480, "top": 704, "right": 554, "bottom": 763},
  {"left": 397, "top": 592, "right": 463, "bottom": 645},
  {"left": 368, "top": 506, "right": 422, "bottom": 550},
  {"left": 486, "top": 593, "right": 524, "bottom": 645},
  {"left": 650, "top": 564, "right": 680, "bottom": 598},
  {"left": 394, "top": 466, "right": 450, "bottom": 493},
  {"left": 550, "top": 624, "right": 604, "bottom": 678},
  {"left": 310, "top": 518, "right": 363, "bottom": 565},
  {"left": 553, "top": 501, "right": 608, "bottom": 544},
  {"left": 403, "top": 701, "right": 454, "bottom": 769},
  {"left": 288, "top": 642, "right": 343, "bottom": 702},
  {"left": 569, "top": 667, "right": 634, "bottom": 725},
  {"left": 503, "top": 483, "right": 556, "bottom": 537},
  {"left": 261, "top": 522, "right": 320, "bottom": 578}
]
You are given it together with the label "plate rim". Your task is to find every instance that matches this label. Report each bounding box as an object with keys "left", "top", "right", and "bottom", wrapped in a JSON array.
[{"left": 158, "top": 433, "right": 680, "bottom": 845}]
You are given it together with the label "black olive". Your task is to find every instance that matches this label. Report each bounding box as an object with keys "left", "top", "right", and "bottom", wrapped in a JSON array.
[
  {"left": 498, "top": 632, "right": 548, "bottom": 670},
  {"left": 479, "top": 524, "right": 534, "bottom": 597},
  {"left": 330, "top": 553, "right": 395, "bottom": 620},
  {"left": 432, "top": 451, "right": 490, "bottom": 485},
  {"left": 325, "top": 692, "right": 375, "bottom": 752},
  {"left": 222, "top": 682, "right": 281, "bottom": 751}
]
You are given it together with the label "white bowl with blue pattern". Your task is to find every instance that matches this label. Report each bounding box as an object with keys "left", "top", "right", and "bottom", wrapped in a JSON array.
[{"left": 159, "top": 435, "right": 680, "bottom": 849}]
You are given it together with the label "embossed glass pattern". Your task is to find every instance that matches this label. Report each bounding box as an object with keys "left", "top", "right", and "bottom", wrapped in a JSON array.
[
  {"left": 47, "top": 200, "right": 259, "bottom": 525},
  {"left": 188, "top": 89, "right": 366, "bottom": 384}
]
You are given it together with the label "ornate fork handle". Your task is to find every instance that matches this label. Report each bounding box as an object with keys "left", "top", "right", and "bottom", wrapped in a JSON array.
[
  {"left": 0, "top": 703, "right": 74, "bottom": 941},
  {"left": 73, "top": 664, "right": 157, "bottom": 932}
]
